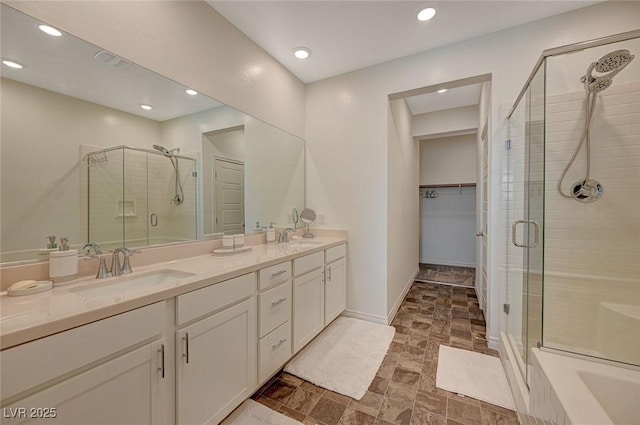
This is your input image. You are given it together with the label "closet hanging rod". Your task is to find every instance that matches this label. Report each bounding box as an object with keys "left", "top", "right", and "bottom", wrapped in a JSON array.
[{"left": 419, "top": 183, "right": 476, "bottom": 189}]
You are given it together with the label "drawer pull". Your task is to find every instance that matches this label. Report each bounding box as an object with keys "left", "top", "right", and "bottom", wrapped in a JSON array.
[
  {"left": 272, "top": 338, "right": 287, "bottom": 351},
  {"left": 271, "top": 270, "right": 287, "bottom": 278},
  {"left": 157, "top": 344, "right": 165, "bottom": 378},
  {"left": 183, "top": 333, "right": 190, "bottom": 364},
  {"left": 271, "top": 297, "right": 287, "bottom": 307}
]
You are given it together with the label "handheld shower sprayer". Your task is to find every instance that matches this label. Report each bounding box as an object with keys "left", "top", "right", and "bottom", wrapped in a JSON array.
[
  {"left": 152, "top": 144, "right": 185, "bottom": 205},
  {"left": 558, "top": 49, "right": 635, "bottom": 202}
]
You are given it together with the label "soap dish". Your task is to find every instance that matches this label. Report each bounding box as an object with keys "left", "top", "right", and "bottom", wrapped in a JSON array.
[
  {"left": 7, "top": 281, "right": 53, "bottom": 297},
  {"left": 212, "top": 246, "right": 252, "bottom": 256}
]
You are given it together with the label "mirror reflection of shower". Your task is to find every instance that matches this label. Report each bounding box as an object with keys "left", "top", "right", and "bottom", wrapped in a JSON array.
[
  {"left": 153, "top": 144, "right": 184, "bottom": 206},
  {"left": 557, "top": 49, "right": 635, "bottom": 202}
]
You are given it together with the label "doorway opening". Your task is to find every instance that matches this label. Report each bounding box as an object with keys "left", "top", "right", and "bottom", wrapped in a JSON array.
[{"left": 390, "top": 74, "right": 491, "bottom": 309}]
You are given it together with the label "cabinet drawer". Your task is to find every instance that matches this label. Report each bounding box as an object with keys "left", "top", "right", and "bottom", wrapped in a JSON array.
[
  {"left": 326, "top": 244, "right": 346, "bottom": 264},
  {"left": 258, "top": 261, "right": 291, "bottom": 291},
  {"left": 258, "top": 321, "right": 292, "bottom": 384},
  {"left": 258, "top": 281, "right": 292, "bottom": 338},
  {"left": 1, "top": 302, "right": 165, "bottom": 401},
  {"left": 177, "top": 273, "right": 255, "bottom": 325},
  {"left": 293, "top": 251, "right": 324, "bottom": 277}
]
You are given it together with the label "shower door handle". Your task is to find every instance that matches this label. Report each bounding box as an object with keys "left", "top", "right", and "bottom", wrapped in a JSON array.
[
  {"left": 150, "top": 213, "right": 158, "bottom": 227},
  {"left": 512, "top": 220, "right": 540, "bottom": 248}
]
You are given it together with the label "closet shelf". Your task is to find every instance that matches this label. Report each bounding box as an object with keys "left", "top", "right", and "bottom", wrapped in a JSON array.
[{"left": 419, "top": 183, "right": 476, "bottom": 189}]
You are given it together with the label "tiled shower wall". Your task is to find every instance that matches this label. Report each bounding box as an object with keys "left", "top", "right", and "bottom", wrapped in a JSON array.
[
  {"left": 85, "top": 148, "right": 196, "bottom": 249},
  {"left": 543, "top": 80, "right": 640, "bottom": 365}
]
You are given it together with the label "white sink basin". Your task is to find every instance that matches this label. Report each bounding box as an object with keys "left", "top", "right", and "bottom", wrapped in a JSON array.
[{"left": 69, "top": 269, "right": 195, "bottom": 300}]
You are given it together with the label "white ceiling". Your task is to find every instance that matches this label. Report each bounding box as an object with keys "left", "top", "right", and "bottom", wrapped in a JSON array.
[
  {"left": 208, "top": 1, "right": 601, "bottom": 84},
  {"left": 1, "top": 5, "right": 222, "bottom": 122}
]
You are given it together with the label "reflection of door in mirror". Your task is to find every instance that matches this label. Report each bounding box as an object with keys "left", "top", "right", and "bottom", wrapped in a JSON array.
[
  {"left": 203, "top": 126, "right": 246, "bottom": 238},
  {"left": 214, "top": 158, "right": 245, "bottom": 235}
]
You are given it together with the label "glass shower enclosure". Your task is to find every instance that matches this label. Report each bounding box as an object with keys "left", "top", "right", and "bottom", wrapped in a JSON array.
[
  {"left": 504, "top": 31, "right": 640, "bottom": 385},
  {"left": 85, "top": 145, "right": 197, "bottom": 250}
]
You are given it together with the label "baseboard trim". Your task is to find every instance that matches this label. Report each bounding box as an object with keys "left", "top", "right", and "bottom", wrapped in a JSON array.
[
  {"left": 419, "top": 259, "right": 476, "bottom": 268},
  {"left": 342, "top": 309, "right": 388, "bottom": 325},
  {"left": 386, "top": 267, "right": 419, "bottom": 324},
  {"left": 488, "top": 334, "right": 500, "bottom": 351}
]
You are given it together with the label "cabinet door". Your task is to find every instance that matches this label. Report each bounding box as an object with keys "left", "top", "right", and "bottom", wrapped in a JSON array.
[
  {"left": 176, "top": 298, "right": 257, "bottom": 425},
  {"left": 293, "top": 268, "right": 324, "bottom": 353},
  {"left": 2, "top": 340, "right": 167, "bottom": 425},
  {"left": 325, "top": 258, "right": 347, "bottom": 326}
]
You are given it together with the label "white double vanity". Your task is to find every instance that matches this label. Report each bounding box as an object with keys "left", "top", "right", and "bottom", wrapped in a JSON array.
[{"left": 0, "top": 238, "right": 347, "bottom": 425}]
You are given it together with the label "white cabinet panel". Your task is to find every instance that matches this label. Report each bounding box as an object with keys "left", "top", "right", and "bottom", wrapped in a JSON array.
[
  {"left": 292, "top": 268, "right": 324, "bottom": 353},
  {"left": 176, "top": 273, "right": 255, "bottom": 325},
  {"left": 325, "top": 244, "right": 346, "bottom": 264},
  {"left": 258, "top": 321, "right": 291, "bottom": 384},
  {"left": 2, "top": 340, "right": 167, "bottom": 425},
  {"left": 258, "top": 261, "right": 291, "bottom": 291},
  {"left": 1, "top": 302, "right": 165, "bottom": 401},
  {"left": 258, "top": 281, "right": 292, "bottom": 338},
  {"left": 176, "top": 298, "right": 256, "bottom": 425},
  {"left": 293, "top": 251, "right": 323, "bottom": 277},
  {"left": 325, "top": 258, "right": 347, "bottom": 326}
]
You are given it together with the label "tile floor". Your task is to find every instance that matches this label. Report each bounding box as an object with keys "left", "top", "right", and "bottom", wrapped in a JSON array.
[
  {"left": 415, "top": 264, "right": 475, "bottom": 288},
  {"left": 250, "top": 282, "right": 519, "bottom": 425}
]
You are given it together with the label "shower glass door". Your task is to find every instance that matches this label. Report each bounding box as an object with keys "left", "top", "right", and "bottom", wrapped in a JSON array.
[{"left": 505, "top": 62, "right": 545, "bottom": 385}]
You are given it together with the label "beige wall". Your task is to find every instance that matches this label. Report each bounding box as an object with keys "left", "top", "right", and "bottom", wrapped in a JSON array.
[
  {"left": 6, "top": 1, "right": 305, "bottom": 138},
  {"left": 0, "top": 78, "right": 161, "bottom": 254},
  {"left": 306, "top": 1, "right": 640, "bottom": 339},
  {"left": 420, "top": 135, "right": 477, "bottom": 186},
  {"left": 413, "top": 105, "right": 479, "bottom": 138},
  {"left": 387, "top": 99, "right": 419, "bottom": 321}
]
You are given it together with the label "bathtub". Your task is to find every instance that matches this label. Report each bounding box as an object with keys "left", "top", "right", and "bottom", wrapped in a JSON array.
[{"left": 530, "top": 349, "right": 640, "bottom": 425}]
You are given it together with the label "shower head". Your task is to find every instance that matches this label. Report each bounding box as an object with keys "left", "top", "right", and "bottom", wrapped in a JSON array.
[
  {"left": 582, "top": 49, "right": 635, "bottom": 93},
  {"left": 588, "top": 76, "right": 613, "bottom": 93},
  {"left": 152, "top": 144, "right": 180, "bottom": 155},
  {"left": 153, "top": 144, "right": 170, "bottom": 155},
  {"left": 594, "top": 49, "right": 634, "bottom": 73}
]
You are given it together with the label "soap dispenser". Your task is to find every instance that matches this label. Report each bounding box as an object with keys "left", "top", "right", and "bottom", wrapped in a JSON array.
[
  {"left": 266, "top": 222, "right": 276, "bottom": 244},
  {"left": 49, "top": 237, "right": 79, "bottom": 286}
]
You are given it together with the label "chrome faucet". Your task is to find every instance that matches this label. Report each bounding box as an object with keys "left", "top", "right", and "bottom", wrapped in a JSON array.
[
  {"left": 82, "top": 243, "right": 112, "bottom": 279},
  {"left": 279, "top": 228, "right": 295, "bottom": 243},
  {"left": 111, "top": 248, "right": 139, "bottom": 276},
  {"left": 111, "top": 248, "right": 126, "bottom": 276}
]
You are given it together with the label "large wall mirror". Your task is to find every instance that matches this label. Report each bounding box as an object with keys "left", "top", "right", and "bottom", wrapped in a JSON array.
[{"left": 0, "top": 4, "right": 305, "bottom": 265}]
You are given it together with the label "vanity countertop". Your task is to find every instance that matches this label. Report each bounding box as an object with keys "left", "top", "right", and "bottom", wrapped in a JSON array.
[{"left": 0, "top": 237, "right": 346, "bottom": 350}]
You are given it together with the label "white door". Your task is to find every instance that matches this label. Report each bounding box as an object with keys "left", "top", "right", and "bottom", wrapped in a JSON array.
[
  {"left": 324, "top": 258, "right": 346, "bottom": 326},
  {"left": 292, "top": 269, "right": 324, "bottom": 353},
  {"left": 476, "top": 121, "right": 489, "bottom": 311},
  {"left": 213, "top": 158, "right": 244, "bottom": 235},
  {"left": 176, "top": 298, "right": 256, "bottom": 425},
  {"left": 2, "top": 341, "right": 168, "bottom": 425}
]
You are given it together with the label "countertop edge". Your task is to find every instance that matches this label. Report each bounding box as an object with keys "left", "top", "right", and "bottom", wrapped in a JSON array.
[{"left": 1, "top": 238, "right": 346, "bottom": 350}]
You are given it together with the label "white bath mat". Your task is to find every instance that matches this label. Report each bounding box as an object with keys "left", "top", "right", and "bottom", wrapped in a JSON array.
[
  {"left": 221, "top": 399, "right": 303, "bottom": 425},
  {"left": 284, "top": 317, "right": 395, "bottom": 400},
  {"left": 436, "top": 345, "right": 515, "bottom": 410}
]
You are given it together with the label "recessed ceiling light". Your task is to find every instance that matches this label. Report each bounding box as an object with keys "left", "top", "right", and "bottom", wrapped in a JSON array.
[
  {"left": 437, "top": 88, "right": 448, "bottom": 93},
  {"left": 185, "top": 89, "right": 198, "bottom": 96},
  {"left": 38, "top": 24, "right": 62, "bottom": 37},
  {"left": 417, "top": 7, "right": 436, "bottom": 22},
  {"left": 140, "top": 104, "right": 152, "bottom": 110},
  {"left": 293, "top": 47, "right": 311, "bottom": 60},
  {"left": 2, "top": 60, "right": 23, "bottom": 69}
]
